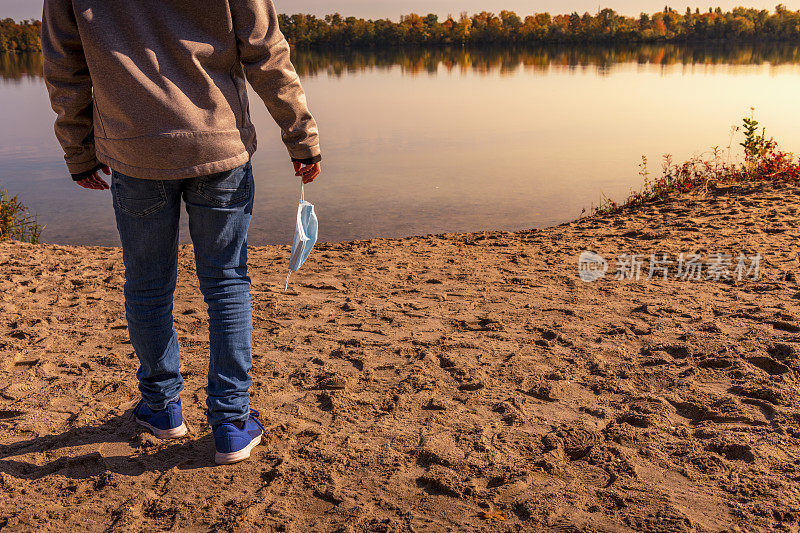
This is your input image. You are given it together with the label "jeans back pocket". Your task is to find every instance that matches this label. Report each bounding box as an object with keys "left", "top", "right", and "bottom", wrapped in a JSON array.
[
  {"left": 195, "top": 162, "right": 252, "bottom": 208},
  {"left": 112, "top": 173, "right": 168, "bottom": 217}
]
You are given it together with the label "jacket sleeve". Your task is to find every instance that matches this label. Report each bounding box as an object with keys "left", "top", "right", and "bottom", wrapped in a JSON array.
[
  {"left": 41, "top": 0, "right": 100, "bottom": 177},
  {"left": 230, "top": 0, "right": 321, "bottom": 163}
]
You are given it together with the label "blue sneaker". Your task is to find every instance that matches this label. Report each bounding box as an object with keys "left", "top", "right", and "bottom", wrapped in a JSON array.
[
  {"left": 213, "top": 409, "right": 264, "bottom": 465},
  {"left": 133, "top": 398, "right": 188, "bottom": 439}
]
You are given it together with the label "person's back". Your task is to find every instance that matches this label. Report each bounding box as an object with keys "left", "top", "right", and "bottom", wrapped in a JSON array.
[
  {"left": 42, "top": 0, "right": 320, "bottom": 180},
  {"left": 42, "top": 0, "right": 322, "bottom": 464}
]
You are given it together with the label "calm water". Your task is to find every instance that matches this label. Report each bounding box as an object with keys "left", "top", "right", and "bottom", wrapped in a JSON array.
[{"left": 1, "top": 44, "right": 800, "bottom": 246}]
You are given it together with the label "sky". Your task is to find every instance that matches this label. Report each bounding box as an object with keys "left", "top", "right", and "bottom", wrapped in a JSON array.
[{"left": 3, "top": 0, "right": 798, "bottom": 21}]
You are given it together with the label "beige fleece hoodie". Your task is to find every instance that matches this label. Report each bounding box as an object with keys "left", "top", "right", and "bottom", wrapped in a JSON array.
[{"left": 41, "top": 0, "right": 321, "bottom": 180}]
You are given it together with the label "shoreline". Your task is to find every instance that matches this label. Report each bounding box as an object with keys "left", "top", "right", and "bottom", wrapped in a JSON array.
[{"left": 2, "top": 180, "right": 800, "bottom": 530}]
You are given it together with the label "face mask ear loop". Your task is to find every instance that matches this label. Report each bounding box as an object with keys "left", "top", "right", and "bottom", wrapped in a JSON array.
[{"left": 284, "top": 271, "right": 292, "bottom": 293}]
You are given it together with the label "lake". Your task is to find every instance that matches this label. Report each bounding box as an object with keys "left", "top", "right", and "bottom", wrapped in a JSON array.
[{"left": 1, "top": 44, "right": 800, "bottom": 246}]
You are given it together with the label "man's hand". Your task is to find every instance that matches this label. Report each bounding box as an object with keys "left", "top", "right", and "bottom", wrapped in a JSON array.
[
  {"left": 294, "top": 161, "right": 321, "bottom": 184},
  {"left": 77, "top": 166, "right": 111, "bottom": 190}
]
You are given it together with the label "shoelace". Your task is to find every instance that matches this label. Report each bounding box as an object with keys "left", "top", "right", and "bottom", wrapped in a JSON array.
[
  {"left": 207, "top": 408, "right": 264, "bottom": 431},
  {"left": 249, "top": 409, "right": 264, "bottom": 432}
]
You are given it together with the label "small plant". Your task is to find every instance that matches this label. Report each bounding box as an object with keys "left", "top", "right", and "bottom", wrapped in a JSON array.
[
  {"left": 0, "top": 187, "right": 42, "bottom": 243},
  {"left": 590, "top": 110, "right": 799, "bottom": 216},
  {"left": 740, "top": 108, "right": 767, "bottom": 174}
]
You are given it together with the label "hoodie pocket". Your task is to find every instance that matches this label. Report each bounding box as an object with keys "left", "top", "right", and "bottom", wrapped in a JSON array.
[
  {"left": 230, "top": 65, "right": 249, "bottom": 130},
  {"left": 93, "top": 99, "right": 108, "bottom": 139}
]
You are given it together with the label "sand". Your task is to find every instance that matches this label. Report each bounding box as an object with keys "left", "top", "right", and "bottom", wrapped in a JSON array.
[{"left": 1, "top": 181, "right": 800, "bottom": 532}]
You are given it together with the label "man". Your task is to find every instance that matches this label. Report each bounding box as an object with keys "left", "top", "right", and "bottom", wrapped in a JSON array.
[{"left": 41, "top": 0, "right": 321, "bottom": 465}]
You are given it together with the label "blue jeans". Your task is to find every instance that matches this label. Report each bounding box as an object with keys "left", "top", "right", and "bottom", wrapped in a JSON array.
[{"left": 111, "top": 161, "right": 254, "bottom": 427}]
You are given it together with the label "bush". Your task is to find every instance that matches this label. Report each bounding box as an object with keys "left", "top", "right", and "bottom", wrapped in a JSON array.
[
  {"left": 0, "top": 188, "right": 42, "bottom": 243},
  {"left": 590, "top": 112, "right": 800, "bottom": 216}
]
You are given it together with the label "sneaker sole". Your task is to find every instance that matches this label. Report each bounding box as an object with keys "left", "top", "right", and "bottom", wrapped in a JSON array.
[
  {"left": 215, "top": 434, "right": 262, "bottom": 465},
  {"left": 135, "top": 418, "right": 188, "bottom": 439}
]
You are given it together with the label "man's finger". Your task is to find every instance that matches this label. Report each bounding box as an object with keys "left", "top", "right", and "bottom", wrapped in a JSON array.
[
  {"left": 76, "top": 172, "right": 109, "bottom": 190},
  {"left": 89, "top": 173, "right": 110, "bottom": 189},
  {"left": 295, "top": 163, "right": 319, "bottom": 175},
  {"left": 302, "top": 167, "right": 320, "bottom": 184},
  {"left": 292, "top": 162, "right": 321, "bottom": 183}
]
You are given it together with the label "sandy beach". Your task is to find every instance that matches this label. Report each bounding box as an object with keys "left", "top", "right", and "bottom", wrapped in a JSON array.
[{"left": 1, "top": 180, "right": 799, "bottom": 532}]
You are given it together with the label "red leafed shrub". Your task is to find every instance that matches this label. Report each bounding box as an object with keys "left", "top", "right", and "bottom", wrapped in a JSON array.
[{"left": 591, "top": 112, "right": 800, "bottom": 216}]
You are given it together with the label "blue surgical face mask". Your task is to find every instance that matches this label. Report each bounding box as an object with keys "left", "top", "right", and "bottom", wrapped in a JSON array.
[{"left": 285, "top": 185, "right": 318, "bottom": 291}]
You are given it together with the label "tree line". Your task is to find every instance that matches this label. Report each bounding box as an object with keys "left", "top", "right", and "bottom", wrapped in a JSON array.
[
  {"left": 0, "top": 19, "right": 40, "bottom": 53},
  {"left": 281, "top": 6, "right": 800, "bottom": 46},
  {"left": 2, "top": 7, "right": 800, "bottom": 52}
]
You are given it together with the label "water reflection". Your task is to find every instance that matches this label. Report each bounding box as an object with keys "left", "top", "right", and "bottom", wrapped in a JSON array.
[
  {"left": 4, "top": 43, "right": 800, "bottom": 82},
  {"left": 290, "top": 43, "right": 800, "bottom": 76},
  {"left": 0, "top": 52, "right": 42, "bottom": 81}
]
